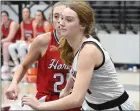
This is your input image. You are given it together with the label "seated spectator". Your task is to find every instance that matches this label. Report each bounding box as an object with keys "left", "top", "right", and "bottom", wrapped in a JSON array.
[
  {"left": 9, "top": 9, "right": 52, "bottom": 73},
  {"left": 32, "top": 10, "right": 51, "bottom": 37},
  {"left": 8, "top": 7, "right": 34, "bottom": 73},
  {"left": 1, "top": 11, "right": 21, "bottom": 80}
]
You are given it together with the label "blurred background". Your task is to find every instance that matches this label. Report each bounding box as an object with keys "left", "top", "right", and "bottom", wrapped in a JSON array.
[{"left": 1, "top": 0, "right": 140, "bottom": 110}]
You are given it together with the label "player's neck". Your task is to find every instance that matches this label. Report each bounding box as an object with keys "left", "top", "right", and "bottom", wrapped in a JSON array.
[
  {"left": 37, "top": 21, "right": 43, "bottom": 27},
  {"left": 55, "top": 30, "right": 61, "bottom": 40},
  {"left": 4, "top": 19, "right": 10, "bottom": 28},
  {"left": 67, "top": 34, "right": 87, "bottom": 56},
  {"left": 24, "top": 18, "right": 31, "bottom": 24}
]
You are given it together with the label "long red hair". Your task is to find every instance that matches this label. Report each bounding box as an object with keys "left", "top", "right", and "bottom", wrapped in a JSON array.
[{"left": 59, "top": 2, "right": 95, "bottom": 65}]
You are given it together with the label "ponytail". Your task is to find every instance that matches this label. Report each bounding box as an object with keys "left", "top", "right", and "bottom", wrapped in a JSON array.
[{"left": 58, "top": 37, "right": 74, "bottom": 65}]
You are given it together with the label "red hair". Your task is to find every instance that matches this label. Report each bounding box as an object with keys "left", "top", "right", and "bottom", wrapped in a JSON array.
[{"left": 59, "top": 1, "right": 95, "bottom": 65}]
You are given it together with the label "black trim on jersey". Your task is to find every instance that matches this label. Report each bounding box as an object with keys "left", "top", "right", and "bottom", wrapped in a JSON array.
[
  {"left": 53, "top": 30, "right": 59, "bottom": 44},
  {"left": 85, "top": 91, "right": 129, "bottom": 110},
  {"left": 87, "top": 89, "right": 92, "bottom": 94},
  {"left": 74, "top": 48, "right": 80, "bottom": 57},
  {"left": 118, "top": 106, "right": 123, "bottom": 111},
  {"left": 80, "top": 41, "right": 105, "bottom": 70}
]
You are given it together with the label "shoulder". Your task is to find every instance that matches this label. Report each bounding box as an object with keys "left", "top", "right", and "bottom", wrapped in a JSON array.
[
  {"left": 10, "top": 21, "right": 19, "bottom": 27},
  {"left": 32, "top": 20, "right": 37, "bottom": 27},
  {"left": 33, "top": 32, "right": 51, "bottom": 46},
  {"left": 11, "top": 20, "right": 18, "bottom": 25},
  {"left": 44, "top": 21, "right": 51, "bottom": 27},
  {"left": 80, "top": 43, "right": 98, "bottom": 57},
  {"left": 78, "top": 43, "right": 102, "bottom": 65},
  {"left": 44, "top": 21, "right": 50, "bottom": 24}
]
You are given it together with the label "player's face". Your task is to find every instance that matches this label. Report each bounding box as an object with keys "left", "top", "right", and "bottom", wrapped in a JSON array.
[
  {"left": 53, "top": 5, "right": 66, "bottom": 32},
  {"left": 22, "top": 8, "right": 30, "bottom": 20},
  {"left": 1, "top": 13, "right": 9, "bottom": 23},
  {"left": 59, "top": 8, "right": 83, "bottom": 38},
  {"left": 35, "top": 11, "right": 43, "bottom": 23}
]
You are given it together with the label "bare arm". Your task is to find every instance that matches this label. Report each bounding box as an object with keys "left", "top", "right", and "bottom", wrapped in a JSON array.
[
  {"left": 39, "top": 45, "right": 97, "bottom": 110},
  {"left": 11, "top": 33, "right": 51, "bottom": 84},
  {"left": 1, "top": 23, "right": 3, "bottom": 37},
  {"left": 1, "top": 28, "right": 3, "bottom": 38},
  {"left": 27, "top": 20, "right": 37, "bottom": 43},
  {"left": 32, "top": 20, "right": 37, "bottom": 38},
  {"left": 2, "top": 21, "right": 19, "bottom": 42},
  {"left": 22, "top": 44, "right": 103, "bottom": 110},
  {"left": 20, "top": 22, "right": 25, "bottom": 40}
]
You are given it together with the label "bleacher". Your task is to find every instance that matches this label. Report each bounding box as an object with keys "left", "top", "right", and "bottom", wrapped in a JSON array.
[{"left": 2, "top": 1, "right": 140, "bottom": 34}]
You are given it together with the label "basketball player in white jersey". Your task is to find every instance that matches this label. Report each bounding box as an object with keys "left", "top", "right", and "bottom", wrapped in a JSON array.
[{"left": 21, "top": 2, "right": 136, "bottom": 110}]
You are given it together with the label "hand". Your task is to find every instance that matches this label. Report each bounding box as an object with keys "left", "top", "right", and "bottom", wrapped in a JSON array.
[
  {"left": 59, "top": 88, "right": 71, "bottom": 99},
  {"left": 5, "top": 83, "right": 18, "bottom": 100},
  {"left": 22, "top": 95, "right": 41, "bottom": 110}
]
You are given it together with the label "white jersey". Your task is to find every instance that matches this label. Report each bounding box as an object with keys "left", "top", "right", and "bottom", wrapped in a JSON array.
[{"left": 70, "top": 36, "right": 128, "bottom": 110}]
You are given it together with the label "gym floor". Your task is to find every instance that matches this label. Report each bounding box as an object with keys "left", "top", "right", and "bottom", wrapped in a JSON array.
[{"left": 1, "top": 70, "right": 140, "bottom": 110}]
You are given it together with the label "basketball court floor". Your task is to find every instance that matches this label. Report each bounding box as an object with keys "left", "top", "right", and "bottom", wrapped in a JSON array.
[{"left": 1, "top": 70, "right": 140, "bottom": 110}]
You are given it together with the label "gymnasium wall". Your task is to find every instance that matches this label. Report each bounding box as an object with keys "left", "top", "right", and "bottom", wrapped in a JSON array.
[
  {"left": 98, "top": 31, "right": 139, "bottom": 64},
  {"left": 2, "top": 4, "right": 140, "bottom": 64},
  {"left": 2, "top": 4, "right": 52, "bottom": 23}
]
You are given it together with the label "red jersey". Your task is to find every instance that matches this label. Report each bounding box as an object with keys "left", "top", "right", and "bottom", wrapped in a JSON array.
[
  {"left": 36, "top": 30, "right": 69, "bottom": 100},
  {"left": 22, "top": 19, "right": 34, "bottom": 40},
  {"left": 49, "top": 25, "right": 54, "bottom": 32},
  {"left": 36, "top": 23, "right": 45, "bottom": 36},
  {"left": 1, "top": 20, "right": 21, "bottom": 42}
]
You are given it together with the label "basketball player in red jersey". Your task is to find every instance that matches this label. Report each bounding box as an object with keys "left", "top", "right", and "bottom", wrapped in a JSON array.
[
  {"left": 1, "top": 11, "right": 21, "bottom": 80},
  {"left": 20, "top": 7, "right": 34, "bottom": 42},
  {"left": 8, "top": 7, "right": 34, "bottom": 73},
  {"left": 6, "top": 2, "right": 80, "bottom": 110},
  {"left": 33, "top": 10, "right": 51, "bottom": 37}
]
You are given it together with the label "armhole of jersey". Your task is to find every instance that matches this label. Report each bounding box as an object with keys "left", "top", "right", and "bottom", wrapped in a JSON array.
[
  {"left": 53, "top": 30, "right": 59, "bottom": 44},
  {"left": 39, "top": 32, "right": 52, "bottom": 59},
  {"left": 80, "top": 41, "right": 105, "bottom": 70}
]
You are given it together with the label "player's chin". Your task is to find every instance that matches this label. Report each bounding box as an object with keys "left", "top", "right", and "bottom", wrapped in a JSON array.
[
  {"left": 56, "top": 27, "right": 61, "bottom": 32},
  {"left": 60, "top": 31, "right": 68, "bottom": 37}
]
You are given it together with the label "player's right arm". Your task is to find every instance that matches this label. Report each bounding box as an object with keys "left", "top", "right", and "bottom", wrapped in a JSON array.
[
  {"left": 5, "top": 32, "right": 51, "bottom": 100},
  {"left": 12, "top": 37, "right": 42, "bottom": 84}
]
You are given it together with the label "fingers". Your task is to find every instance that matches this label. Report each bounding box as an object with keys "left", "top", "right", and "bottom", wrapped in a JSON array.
[
  {"left": 5, "top": 91, "right": 17, "bottom": 100},
  {"left": 21, "top": 95, "right": 30, "bottom": 106},
  {"left": 13, "top": 93, "right": 18, "bottom": 100}
]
